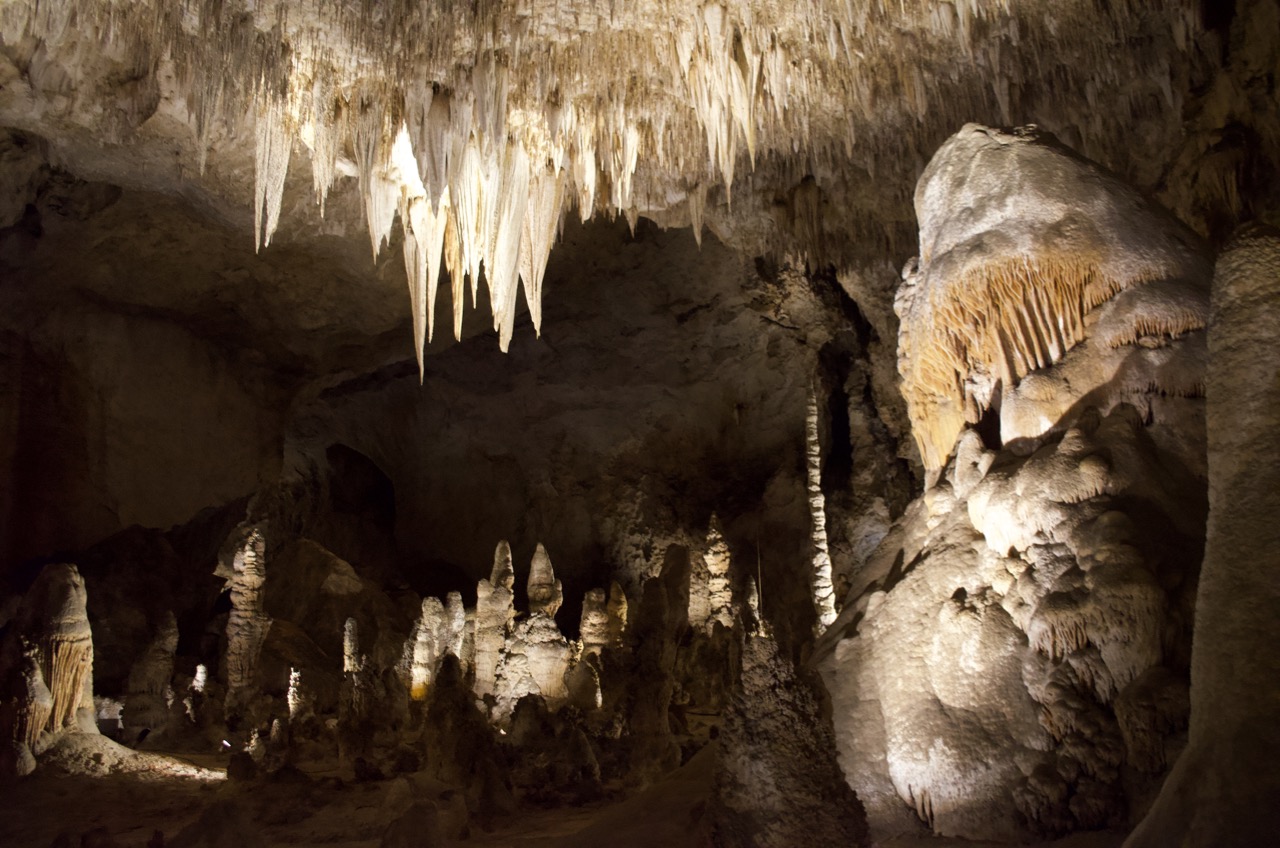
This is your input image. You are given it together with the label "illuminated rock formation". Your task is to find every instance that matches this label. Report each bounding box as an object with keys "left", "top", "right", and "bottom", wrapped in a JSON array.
[
  {"left": 3, "top": 644, "right": 52, "bottom": 752},
  {"left": 8, "top": 564, "right": 96, "bottom": 739},
  {"left": 526, "top": 543, "right": 563, "bottom": 618},
  {"left": 689, "top": 515, "right": 734, "bottom": 633},
  {"left": 473, "top": 541, "right": 517, "bottom": 700},
  {"left": 219, "top": 525, "right": 271, "bottom": 719},
  {"left": 821, "top": 127, "right": 1210, "bottom": 841},
  {"left": 896, "top": 124, "right": 1210, "bottom": 480},
  {"left": 807, "top": 387, "right": 837, "bottom": 629},
  {"left": 579, "top": 588, "right": 610, "bottom": 659}
]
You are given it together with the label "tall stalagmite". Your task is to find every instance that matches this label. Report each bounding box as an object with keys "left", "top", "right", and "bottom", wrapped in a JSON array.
[
  {"left": 220, "top": 526, "right": 271, "bottom": 718},
  {"left": 474, "top": 541, "right": 517, "bottom": 699},
  {"left": 807, "top": 389, "right": 837, "bottom": 629}
]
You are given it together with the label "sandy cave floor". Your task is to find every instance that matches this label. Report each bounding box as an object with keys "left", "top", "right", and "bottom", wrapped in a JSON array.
[{"left": 0, "top": 744, "right": 1129, "bottom": 848}]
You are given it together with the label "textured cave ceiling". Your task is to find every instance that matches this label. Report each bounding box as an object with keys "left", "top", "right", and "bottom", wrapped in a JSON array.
[{"left": 1, "top": 0, "right": 1270, "bottom": 377}]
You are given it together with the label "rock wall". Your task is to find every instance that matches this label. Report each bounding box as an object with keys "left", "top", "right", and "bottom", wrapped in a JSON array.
[{"left": 1126, "top": 226, "right": 1280, "bottom": 846}]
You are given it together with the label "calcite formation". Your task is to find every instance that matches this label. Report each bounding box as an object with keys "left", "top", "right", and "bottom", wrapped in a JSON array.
[
  {"left": 807, "top": 387, "right": 837, "bottom": 629},
  {"left": 579, "top": 588, "right": 610, "bottom": 659},
  {"left": 525, "top": 543, "right": 563, "bottom": 618},
  {"left": 821, "top": 126, "right": 1210, "bottom": 841},
  {"left": 219, "top": 525, "right": 271, "bottom": 718},
  {"left": 8, "top": 564, "right": 96, "bottom": 739},
  {"left": 0, "top": 0, "right": 1205, "bottom": 374},
  {"left": 473, "top": 541, "right": 517, "bottom": 699},
  {"left": 406, "top": 597, "right": 445, "bottom": 701},
  {"left": 896, "top": 124, "right": 1210, "bottom": 479},
  {"left": 689, "top": 516, "right": 733, "bottom": 634},
  {"left": 122, "top": 612, "right": 178, "bottom": 744}
]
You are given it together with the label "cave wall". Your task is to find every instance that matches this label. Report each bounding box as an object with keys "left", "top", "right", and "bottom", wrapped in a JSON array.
[{"left": 0, "top": 304, "right": 283, "bottom": 567}]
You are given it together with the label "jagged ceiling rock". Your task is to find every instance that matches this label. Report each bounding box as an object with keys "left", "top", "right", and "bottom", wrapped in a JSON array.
[
  {"left": 896, "top": 124, "right": 1211, "bottom": 479},
  {"left": 0, "top": 0, "right": 1235, "bottom": 365}
]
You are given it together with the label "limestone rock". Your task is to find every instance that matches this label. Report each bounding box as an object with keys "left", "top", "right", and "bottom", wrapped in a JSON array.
[
  {"left": 579, "top": 588, "right": 610, "bottom": 658},
  {"left": 897, "top": 124, "right": 1210, "bottom": 479},
  {"left": 122, "top": 611, "right": 178, "bottom": 744},
  {"left": 474, "top": 541, "right": 517, "bottom": 699},
  {"left": 526, "top": 543, "right": 563, "bottom": 617},
  {"left": 1, "top": 563, "right": 96, "bottom": 746},
  {"left": 220, "top": 525, "right": 271, "bottom": 719},
  {"left": 714, "top": 633, "right": 870, "bottom": 847}
]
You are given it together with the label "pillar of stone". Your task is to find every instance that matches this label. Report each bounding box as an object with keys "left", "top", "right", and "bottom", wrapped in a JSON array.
[{"left": 1126, "top": 226, "right": 1280, "bottom": 847}]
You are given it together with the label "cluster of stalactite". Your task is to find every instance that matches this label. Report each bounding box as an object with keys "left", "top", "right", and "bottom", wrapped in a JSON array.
[{"left": 0, "top": 0, "right": 1204, "bottom": 369}]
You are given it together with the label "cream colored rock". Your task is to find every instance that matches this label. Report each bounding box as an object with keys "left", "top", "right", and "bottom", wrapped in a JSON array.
[
  {"left": 897, "top": 124, "right": 1210, "bottom": 480},
  {"left": 526, "top": 543, "right": 563, "bottom": 617},
  {"left": 219, "top": 525, "right": 271, "bottom": 717},
  {"left": 579, "top": 589, "right": 610, "bottom": 659},
  {"left": 473, "top": 541, "right": 517, "bottom": 699}
]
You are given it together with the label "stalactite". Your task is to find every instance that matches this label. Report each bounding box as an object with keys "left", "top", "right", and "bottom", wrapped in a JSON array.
[{"left": 0, "top": 0, "right": 1205, "bottom": 359}]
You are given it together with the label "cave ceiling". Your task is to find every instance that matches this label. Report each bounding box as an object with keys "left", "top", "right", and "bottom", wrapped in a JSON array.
[{"left": 2, "top": 1, "right": 1262, "bottom": 381}]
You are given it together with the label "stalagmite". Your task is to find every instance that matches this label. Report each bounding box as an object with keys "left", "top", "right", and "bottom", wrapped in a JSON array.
[
  {"left": 704, "top": 516, "right": 735, "bottom": 631},
  {"left": 579, "top": 589, "right": 610, "bottom": 659},
  {"left": 442, "top": 592, "right": 467, "bottom": 668},
  {"left": 474, "top": 541, "right": 517, "bottom": 699},
  {"left": 2, "top": 564, "right": 97, "bottom": 743},
  {"left": 690, "top": 515, "right": 733, "bottom": 632},
  {"left": 123, "top": 612, "right": 179, "bottom": 743},
  {"left": 807, "top": 388, "right": 837, "bottom": 630},
  {"left": 408, "top": 597, "right": 445, "bottom": 701},
  {"left": 343, "top": 617, "right": 361, "bottom": 675},
  {"left": 220, "top": 526, "right": 271, "bottom": 718},
  {"left": 606, "top": 581, "right": 629, "bottom": 647},
  {"left": 526, "top": 543, "right": 563, "bottom": 618}
]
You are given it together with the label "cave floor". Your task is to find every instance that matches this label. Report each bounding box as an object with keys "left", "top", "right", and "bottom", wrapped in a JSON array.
[{"left": 0, "top": 748, "right": 1128, "bottom": 848}]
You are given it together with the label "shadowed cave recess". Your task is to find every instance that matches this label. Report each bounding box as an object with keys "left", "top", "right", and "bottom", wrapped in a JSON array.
[{"left": 1, "top": 1, "right": 1279, "bottom": 846}]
